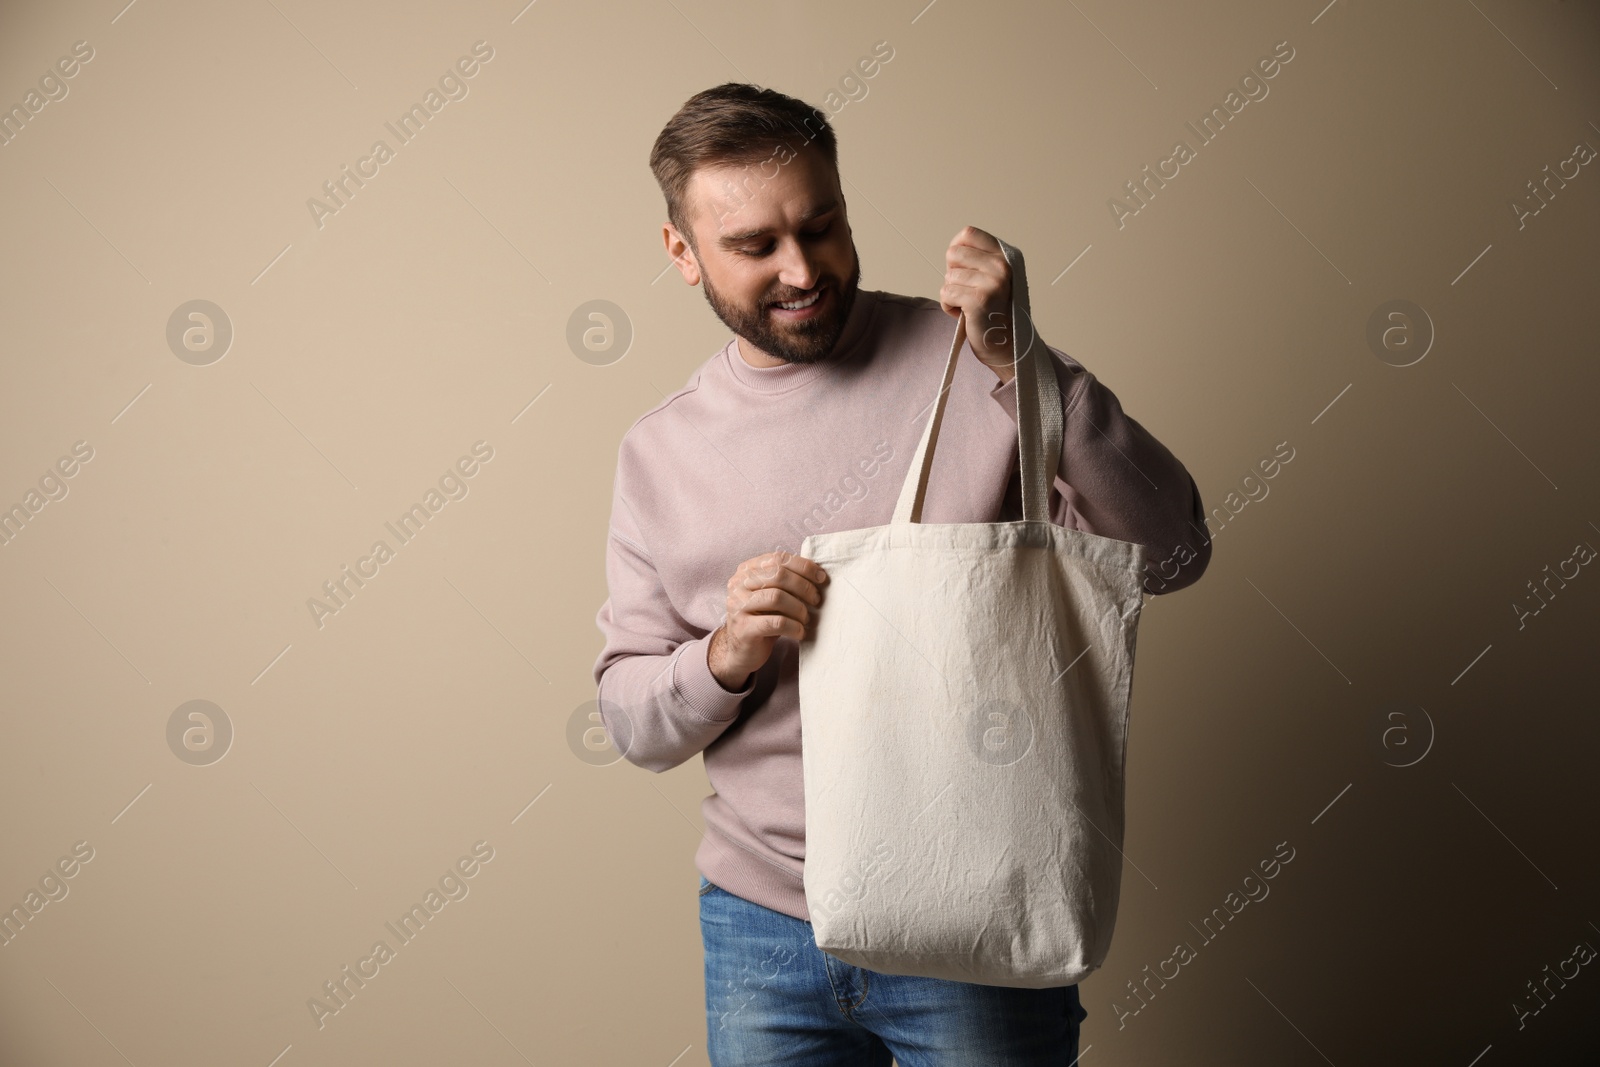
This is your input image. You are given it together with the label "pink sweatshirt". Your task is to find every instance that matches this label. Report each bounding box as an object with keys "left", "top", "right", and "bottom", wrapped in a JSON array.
[{"left": 592, "top": 286, "right": 1211, "bottom": 921}]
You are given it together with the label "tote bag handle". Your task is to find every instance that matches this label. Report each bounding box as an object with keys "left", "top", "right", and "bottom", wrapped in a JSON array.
[{"left": 890, "top": 238, "right": 1062, "bottom": 526}]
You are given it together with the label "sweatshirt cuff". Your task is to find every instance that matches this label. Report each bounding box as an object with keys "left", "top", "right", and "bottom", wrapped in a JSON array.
[
  {"left": 672, "top": 633, "right": 755, "bottom": 721},
  {"left": 988, "top": 360, "right": 1091, "bottom": 424},
  {"left": 989, "top": 373, "right": 1018, "bottom": 419}
]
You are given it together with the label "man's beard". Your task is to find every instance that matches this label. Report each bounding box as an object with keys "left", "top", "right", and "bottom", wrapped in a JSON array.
[{"left": 700, "top": 247, "right": 862, "bottom": 366}]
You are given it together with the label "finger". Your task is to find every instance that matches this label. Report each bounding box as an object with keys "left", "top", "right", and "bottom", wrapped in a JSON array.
[
  {"left": 741, "top": 553, "right": 826, "bottom": 602},
  {"left": 940, "top": 239, "right": 1004, "bottom": 283},
  {"left": 747, "top": 548, "right": 798, "bottom": 585},
  {"left": 763, "top": 562, "right": 827, "bottom": 607},
  {"left": 770, "top": 550, "right": 829, "bottom": 590},
  {"left": 944, "top": 270, "right": 1007, "bottom": 317},
  {"left": 942, "top": 264, "right": 1000, "bottom": 293},
  {"left": 948, "top": 225, "right": 1000, "bottom": 255},
  {"left": 731, "top": 606, "right": 805, "bottom": 642},
  {"left": 940, "top": 279, "right": 995, "bottom": 316},
  {"left": 732, "top": 585, "right": 812, "bottom": 623},
  {"left": 945, "top": 241, "right": 1002, "bottom": 272},
  {"left": 945, "top": 242, "right": 1008, "bottom": 295}
]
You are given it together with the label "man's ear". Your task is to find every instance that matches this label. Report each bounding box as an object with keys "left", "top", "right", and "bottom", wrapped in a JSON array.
[{"left": 662, "top": 223, "right": 702, "bottom": 285}]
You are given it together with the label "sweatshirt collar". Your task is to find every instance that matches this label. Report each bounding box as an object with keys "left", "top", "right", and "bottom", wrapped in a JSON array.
[{"left": 723, "top": 288, "right": 881, "bottom": 394}]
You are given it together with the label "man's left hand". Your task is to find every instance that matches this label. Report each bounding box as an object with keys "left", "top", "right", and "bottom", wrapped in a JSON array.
[{"left": 939, "top": 225, "right": 1014, "bottom": 385}]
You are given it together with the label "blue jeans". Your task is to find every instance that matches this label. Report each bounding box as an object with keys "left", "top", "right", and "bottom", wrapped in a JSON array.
[{"left": 699, "top": 875, "right": 1087, "bottom": 1066}]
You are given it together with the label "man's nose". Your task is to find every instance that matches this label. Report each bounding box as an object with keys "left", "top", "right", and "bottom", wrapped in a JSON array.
[{"left": 773, "top": 238, "right": 821, "bottom": 291}]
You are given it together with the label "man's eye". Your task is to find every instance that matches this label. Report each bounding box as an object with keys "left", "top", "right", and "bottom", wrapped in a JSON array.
[{"left": 740, "top": 224, "right": 832, "bottom": 257}]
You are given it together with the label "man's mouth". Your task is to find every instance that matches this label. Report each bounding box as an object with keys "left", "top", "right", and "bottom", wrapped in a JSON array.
[{"left": 769, "top": 286, "right": 827, "bottom": 319}]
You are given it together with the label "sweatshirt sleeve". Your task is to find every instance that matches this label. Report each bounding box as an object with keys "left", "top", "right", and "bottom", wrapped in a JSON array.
[
  {"left": 591, "top": 459, "right": 756, "bottom": 773},
  {"left": 989, "top": 343, "right": 1212, "bottom": 595}
]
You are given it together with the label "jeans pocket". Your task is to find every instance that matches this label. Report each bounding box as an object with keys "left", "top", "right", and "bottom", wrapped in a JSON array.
[{"left": 1065, "top": 983, "right": 1088, "bottom": 1026}]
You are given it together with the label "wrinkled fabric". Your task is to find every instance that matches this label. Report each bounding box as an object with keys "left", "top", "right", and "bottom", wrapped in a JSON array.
[
  {"left": 798, "top": 523, "right": 1143, "bottom": 987},
  {"left": 798, "top": 240, "right": 1145, "bottom": 988}
]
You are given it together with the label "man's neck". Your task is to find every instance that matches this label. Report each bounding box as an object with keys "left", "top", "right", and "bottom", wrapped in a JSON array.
[{"left": 735, "top": 337, "right": 787, "bottom": 368}]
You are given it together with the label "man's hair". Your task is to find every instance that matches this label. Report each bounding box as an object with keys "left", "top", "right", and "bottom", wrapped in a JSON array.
[{"left": 649, "top": 83, "right": 837, "bottom": 253}]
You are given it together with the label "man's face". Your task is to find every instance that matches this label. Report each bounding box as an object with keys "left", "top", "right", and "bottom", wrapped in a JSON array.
[{"left": 671, "top": 147, "right": 860, "bottom": 366}]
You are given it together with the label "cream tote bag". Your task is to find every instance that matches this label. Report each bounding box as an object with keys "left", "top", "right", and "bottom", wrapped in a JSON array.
[{"left": 797, "top": 237, "right": 1148, "bottom": 988}]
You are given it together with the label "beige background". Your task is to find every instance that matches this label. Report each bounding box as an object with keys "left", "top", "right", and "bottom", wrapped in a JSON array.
[{"left": 2, "top": 0, "right": 1598, "bottom": 1063}]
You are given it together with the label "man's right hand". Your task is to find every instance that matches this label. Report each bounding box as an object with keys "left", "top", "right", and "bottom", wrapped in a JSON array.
[{"left": 707, "top": 549, "right": 830, "bottom": 691}]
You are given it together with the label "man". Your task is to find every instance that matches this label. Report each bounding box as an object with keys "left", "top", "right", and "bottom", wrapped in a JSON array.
[{"left": 593, "top": 82, "right": 1212, "bottom": 1065}]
